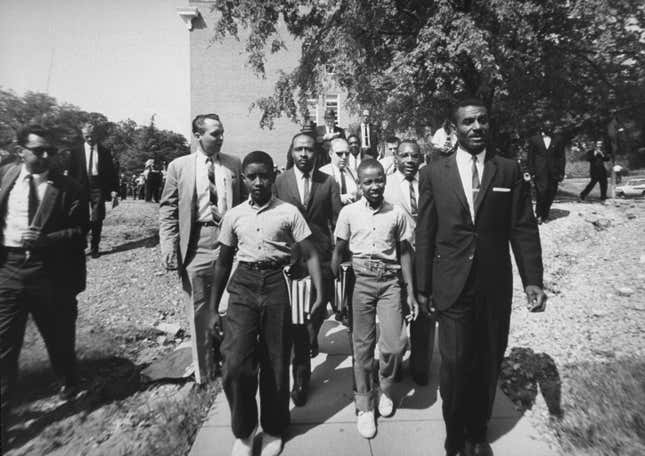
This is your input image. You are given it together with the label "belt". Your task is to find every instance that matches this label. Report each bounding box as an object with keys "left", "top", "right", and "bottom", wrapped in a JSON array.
[
  {"left": 352, "top": 258, "right": 401, "bottom": 273},
  {"left": 196, "top": 221, "right": 218, "bottom": 227},
  {"left": 239, "top": 260, "right": 288, "bottom": 270},
  {"left": 2, "top": 246, "right": 42, "bottom": 259}
]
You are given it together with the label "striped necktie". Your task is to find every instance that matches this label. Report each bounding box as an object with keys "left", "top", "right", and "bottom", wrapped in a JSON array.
[
  {"left": 471, "top": 154, "right": 480, "bottom": 207},
  {"left": 406, "top": 176, "right": 417, "bottom": 218}
]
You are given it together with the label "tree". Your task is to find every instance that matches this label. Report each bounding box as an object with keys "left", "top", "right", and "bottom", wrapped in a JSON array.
[{"left": 208, "top": 0, "right": 645, "bottom": 155}]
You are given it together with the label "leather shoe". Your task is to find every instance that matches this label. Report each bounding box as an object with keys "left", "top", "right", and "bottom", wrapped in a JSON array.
[
  {"left": 290, "top": 383, "right": 308, "bottom": 407},
  {"left": 59, "top": 384, "right": 79, "bottom": 401}
]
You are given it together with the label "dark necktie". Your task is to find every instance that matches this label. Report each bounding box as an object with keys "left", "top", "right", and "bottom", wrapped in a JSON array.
[
  {"left": 27, "top": 175, "right": 38, "bottom": 225},
  {"left": 88, "top": 145, "right": 94, "bottom": 176},
  {"left": 206, "top": 157, "right": 218, "bottom": 206},
  {"left": 471, "top": 154, "right": 480, "bottom": 207},
  {"left": 406, "top": 176, "right": 417, "bottom": 218},
  {"left": 302, "top": 172, "right": 310, "bottom": 206},
  {"left": 340, "top": 168, "right": 347, "bottom": 194}
]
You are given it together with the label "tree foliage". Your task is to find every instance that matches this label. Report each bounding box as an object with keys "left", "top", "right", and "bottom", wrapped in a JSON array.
[
  {"left": 208, "top": 0, "right": 645, "bottom": 154},
  {"left": 0, "top": 89, "right": 189, "bottom": 175}
]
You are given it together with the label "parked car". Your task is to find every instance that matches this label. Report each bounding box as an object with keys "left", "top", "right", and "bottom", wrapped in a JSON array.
[{"left": 616, "top": 178, "right": 645, "bottom": 197}]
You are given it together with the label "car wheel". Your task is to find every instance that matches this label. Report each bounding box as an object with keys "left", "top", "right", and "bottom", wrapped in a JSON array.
[{"left": 617, "top": 192, "right": 625, "bottom": 198}]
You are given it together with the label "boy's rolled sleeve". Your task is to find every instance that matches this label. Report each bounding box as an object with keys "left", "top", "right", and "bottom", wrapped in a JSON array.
[
  {"left": 291, "top": 208, "right": 312, "bottom": 243},
  {"left": 217, "top": 212, "right": 237, "bottom": 247},
  {"left": 333, "top": 206, "right": 350, "bottom": 241}
]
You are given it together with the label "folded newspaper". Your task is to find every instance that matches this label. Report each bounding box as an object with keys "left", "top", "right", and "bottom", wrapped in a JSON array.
[
  {"left": 283, "top": 266, "right": 312, "bottom": 325},
  {"left": 333, "top": 262, "right": 352, "bottom": 313}
]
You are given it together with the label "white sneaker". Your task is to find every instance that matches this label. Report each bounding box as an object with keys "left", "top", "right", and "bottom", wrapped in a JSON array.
[
  {"left": 231, "top": 427, "right": 256, "bottom": 456},
  {"left": 356, "top": 410, "right": 376, "bottom": 439},
  {"left": 378, "top": 394, "right": 394, "bottom": 417},
  {"left": 260, "top": 432, "right": 283, "bottom": 456}
]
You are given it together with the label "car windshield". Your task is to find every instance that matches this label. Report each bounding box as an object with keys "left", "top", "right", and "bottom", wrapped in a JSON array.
[{"left": 626, "top": 179, "right": 645, "bottom": 186}]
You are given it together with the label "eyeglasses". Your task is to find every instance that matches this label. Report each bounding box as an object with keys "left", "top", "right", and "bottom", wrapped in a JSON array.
[
  {"left": 22, "top": 145, "right": 57, "bottom": 156},
  {"left": 335, "top": 151, "right": 350, "bottom": 157}
]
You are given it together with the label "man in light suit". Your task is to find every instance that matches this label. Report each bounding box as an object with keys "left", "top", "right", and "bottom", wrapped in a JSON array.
[
  {"left": 383, "top": 140, "right": 433, "bottom": 386},
  {"left": 68, "top": 122, "right": 119, "bottom": 258},
  {"left": 415, "top": 99, "right": 546, "bottom": 456},
  {"left": 274, "top": 132, "right": 342, "bottom": 406},
  {"left": 0, "top": 125, "right": 88, "bottom": 445},
  {"left": 159, "top": 113, "right": 243, "bottom": 384},
  {"left": 526, "top": 120, "right": 567, "bottom": 223},
  {"left": 320, "top": 137, "right": 359, "bottom": 206}
]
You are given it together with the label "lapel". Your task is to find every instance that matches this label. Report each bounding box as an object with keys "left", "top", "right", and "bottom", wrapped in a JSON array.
[
  {"left": 32, "top": 177, "right": 60, "bottom": 229},
  {"left": 306, "top": 170, "right": 323, "bottom": 211},
  {"left": 445, "top": 154, "right": 470, "bottom": 216},
  {"left": 80, "top": 145, "right": 88, "bottom": 178},
  {"left": 285, "top": 169, "right": 306, "bottom": 211},
  {"left": 474, "top": 153, "right": 498, "bottom": 217},
  {"left": 186, "top": 153, "right": 197, "bottom": 219},
  {"left": 0, "top": 165, "right": 21, "bottom": 206}
]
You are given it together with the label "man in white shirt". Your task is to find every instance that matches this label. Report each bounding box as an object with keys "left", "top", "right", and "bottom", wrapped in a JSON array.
[
  {"left": 379, "top": 136, "right": 400, "bottom": 175},
  {"left": 347, "top": 134, "right": 363, "bottom": 176},
  {"left": 320, "top": 138, "right": 359, "bottom": 205},
  {"left": 0, "top": 125, "right": 88, "bottom": 441},
  {"left": 68, "top": 122, "right": 119, "bottom": 258},
  {"left": 358, "top": 109, "right": 379, "bottom": 159},
  {"left": 159, "top": 113, "right": 243, "bottom": 384}
]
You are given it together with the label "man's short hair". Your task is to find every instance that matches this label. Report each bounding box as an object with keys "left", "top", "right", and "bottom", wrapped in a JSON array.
[
  {"left": 347, "top": 133, "right": 360, "bottom": 143},
  {"left": 397, "top": 139, "right": 420, "bottom": 153},
  {"left": 330, "top": 137, "right": 349, "bottom": 152},
  {"left": 16, "top": 124, "right": 52, "bottom": 147},
  {"left": 290, "top": 131, "right": 316, "bottom": 147},
  {"left": 386, "top": 136, "right": 400, "bottom": 144},
  {"left": 451, "top": 97, "right": 487, "bottom": 122},
  {"left": 242, "top": 150, "right": 274, "bottom": 172},
  {"left": 357, "top": 158, "right": 384, "bottom": 179},
  {"left": 192, "top": 113, "right": 222, "bottom": 134}
]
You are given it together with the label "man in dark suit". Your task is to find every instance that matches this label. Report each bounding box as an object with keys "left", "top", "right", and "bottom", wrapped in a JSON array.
[
  {"left": 68, "top": 122, "right": 119, "bottom": 257},
  {"left": 526, "top": 120, "right": 566, "bottom": 223},
  {"left": 0, "top": 125, "right": 88, "bottom": 445},
  {"left": 579, "top": 140, "right": 610, "bottom": 201},
  {"left": 315, "top": 109, "right": 345, "bottom": 167},
  {"left": 415, "top": 99, "right": 546, "bottom": 456},
  {"left": 274, "top": 131, "right": 342, "bottom": 406},
  {"left": 358, "top": 109, "right": 379, "bottom": 160}
]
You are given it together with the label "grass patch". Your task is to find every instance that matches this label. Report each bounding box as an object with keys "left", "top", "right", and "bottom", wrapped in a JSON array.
[{"left": 551, "top": 358, "right": 645, "bottom": 456}]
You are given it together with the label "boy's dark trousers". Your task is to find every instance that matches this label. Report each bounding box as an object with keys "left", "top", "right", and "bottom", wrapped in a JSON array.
[{"left": 221, "top": 265, "right": 292, "bottom": 438}]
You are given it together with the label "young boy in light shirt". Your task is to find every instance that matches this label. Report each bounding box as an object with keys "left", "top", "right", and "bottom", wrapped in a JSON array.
[
  {"left": 210, "top": 151, "right": 323, "bottom": 456},
  {"left": 331, "top": 159, "right": 418, "bottom": 439}
]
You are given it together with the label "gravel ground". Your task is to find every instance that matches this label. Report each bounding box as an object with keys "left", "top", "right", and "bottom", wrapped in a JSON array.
[{"left": 4, "top": 188, "right": 644, "bottom": 455}]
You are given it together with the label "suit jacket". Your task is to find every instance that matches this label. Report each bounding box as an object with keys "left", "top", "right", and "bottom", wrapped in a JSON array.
[
  {"left": 586, "top": 149, "right": 610, "bottom": 178},
  {"left": 274, "top": 168, "right": 341, "bottom": 263},
  {"left": 527, "top": 133, "right": 566, "bottom": 189},
  {"left": 69, "top": 143, "right": 119, "bottom": 200},
  {"left": 0, "top": 164, "right": 88, "bottom": 294},
  {"left": 159, "top": 151, "right": 243, "bottom": 270},
  {"left": 315, "top": 125, "right": 345, "bottom": 152},
  {"left": 384, "top": 171, "right": 418, "bottom": 246},
  {"left": 415, "top": 152, "right": 543, "bottom": 311}
]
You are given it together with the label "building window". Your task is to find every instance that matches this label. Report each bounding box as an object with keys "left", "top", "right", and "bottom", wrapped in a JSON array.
[
  {"left": 306, "top": 98, "right": 319, "bottom": 125},
  {"left": 325, "top": 94, "right": 340, "bottom": 126}
]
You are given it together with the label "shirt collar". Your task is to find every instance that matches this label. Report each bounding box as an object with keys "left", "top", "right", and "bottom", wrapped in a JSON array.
[
  {"left": 19, "top": 165, "right": 49, "bottom": 184},
  {"left": 360, "top": 196, "right": 385, "bottom": 213},
  {"left": 293, "top": 166, "right": 311, "bottom": 179},
  {"left": 248, "top": 195, "right": 275, "bottom": 212},
  {"left": 395, "top": 170, "right": 417, "bottom": 182},
  {"left": 457, "top": 146, "right": 486, "bottom": 164}
]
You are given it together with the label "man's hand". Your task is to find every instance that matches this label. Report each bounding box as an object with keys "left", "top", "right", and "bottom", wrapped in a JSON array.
[
  {"left": 416, "top": 293, "right": 435, "bottom": 317},
  {"left": 340, "top": 193, "right": 354, "bottom": 205},
  {"left": 406, "top": 294, "right": 419, "bottom": 322},
  {"left": 163, "top": 250, "right": 177, "bottom": 270},
  {"left": 21, "top": 227, "right": 45, "bottom": 249},
  {"left": 525, "top": 285, "right": 547, "bottom": 312},
  {"left": 310, "top": 297, "right": 324, "bottom": 316}
]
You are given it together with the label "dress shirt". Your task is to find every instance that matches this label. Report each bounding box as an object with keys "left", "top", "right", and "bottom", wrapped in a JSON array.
[
  {"left": 195, "top": 148, "right": 232, "bottom": 222},
  {"left": 392, "top": 170, "right": 419, "bottom": 214},
  {"left": 218, "top": 196, "right": 312, "bottom": 263},
  {"left": 541, "top": 132, "right": 552, "bottom": 150},
  {"left": 334, "top": 197, "right": 411, "bottom": 264},
  {"left": 319, "top": 163, "right": 357, "bottom": 199},
  {"left": 84, "top": 143, "right": 99, "bottom": 176},
  {"left": 292, "top": 166, "right": 312, "bottom": 205},
  {"left": 456, "top": 147, "right": 486, "bottom": 222},
  {"left": 360, "top": 123, "right": 371, "bottom": 148},
  {"left": 349, "top": 153, "right": 361, "bottom": 175},
  {"left": 2, "top": 166, "right": 49, "bottom": 247}
]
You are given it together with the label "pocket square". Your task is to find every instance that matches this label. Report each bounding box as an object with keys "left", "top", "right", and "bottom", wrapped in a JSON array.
[{"left": 493, "top": 187, "right": 511, "bottom": 192}]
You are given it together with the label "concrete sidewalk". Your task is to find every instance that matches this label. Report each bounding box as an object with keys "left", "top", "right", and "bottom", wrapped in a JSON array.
[{"left": 190, "top": 319, "right": 557, "bottom": 456}]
